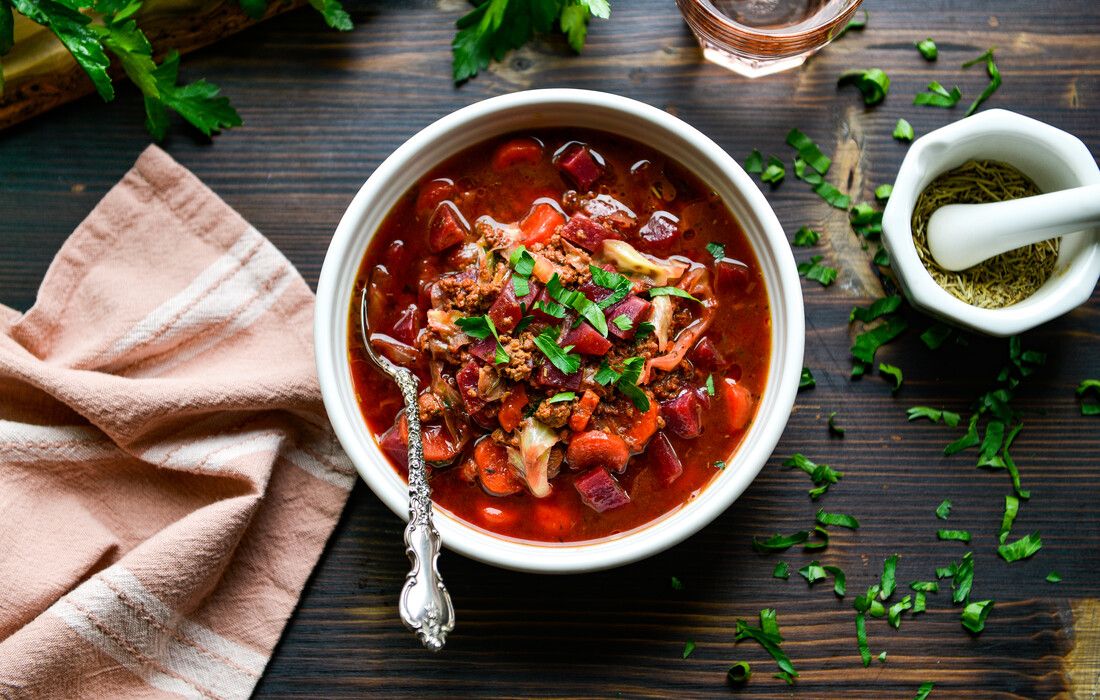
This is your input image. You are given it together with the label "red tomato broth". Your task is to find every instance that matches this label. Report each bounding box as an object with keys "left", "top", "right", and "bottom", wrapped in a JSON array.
[{"left": 348, "top": 128, "right": 771, "bottom": 544}]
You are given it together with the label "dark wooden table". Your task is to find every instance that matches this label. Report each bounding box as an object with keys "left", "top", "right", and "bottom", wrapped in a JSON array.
[{"left": 3, "top": 0, "right": 1099, "bottom": 696}]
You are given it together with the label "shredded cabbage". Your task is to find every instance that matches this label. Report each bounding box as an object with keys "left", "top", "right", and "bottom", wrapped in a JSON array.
[
  {"left": 506, "top": 419, "right": 557, "bottom": 497},
  {"left": 650, "top": 295, "right": 673, "bottom": 352},
  {"left": 601, "top": 240, "right": 688, "bottom": 286}
]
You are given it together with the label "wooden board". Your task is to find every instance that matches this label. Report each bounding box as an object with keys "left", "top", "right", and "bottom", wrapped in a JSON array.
[{"left": 0, "top": 0, "right": 1098, "bottom": 696}]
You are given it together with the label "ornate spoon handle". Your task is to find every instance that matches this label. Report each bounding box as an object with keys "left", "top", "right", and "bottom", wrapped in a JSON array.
[{"left": 393, "top": 366, "right": 454, "bottom": 651}]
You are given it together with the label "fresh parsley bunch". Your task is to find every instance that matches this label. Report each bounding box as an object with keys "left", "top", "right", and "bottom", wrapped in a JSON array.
[
  {"left": 452, "top": 0, "right": 610, "bottom": 82},
  {"left": 0, "top": 0, "right": 350, "bottom": 138}
]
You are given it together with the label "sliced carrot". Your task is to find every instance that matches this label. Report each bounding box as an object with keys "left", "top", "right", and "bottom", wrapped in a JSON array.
[
  {"left": 395, "top": 413, "right": 461, "bottom": 466},
  {"left": 721, "top": 378, "right": 754, "bottom": 432},
  {"left": 569, "top": 389, "right": 601, "bottom": 432},
  {"left": 566, "top": 430, "right": 631, "bottom": 474},
  {"left": 519, "top": 202, "right": 566, "bottom": 246},
  {"left": 492, "top": 137, "right": 543, "bottom": 171},
  {"left": 474, "top": 438, "right": 524, "bottom": 497},
  {"left": 497, "top": 384, "right": 529, "bottom": 433},
  {"left": 533, "top": 502, "right": 578, "bottom": 538},
  {"left": 621, "top": 400, "right": 660, "bottom": 452}
]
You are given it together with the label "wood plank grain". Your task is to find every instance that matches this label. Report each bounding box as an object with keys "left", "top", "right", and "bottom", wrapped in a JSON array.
[{"left": 0, "top": 0, "right": 1098, "bottom": 696}]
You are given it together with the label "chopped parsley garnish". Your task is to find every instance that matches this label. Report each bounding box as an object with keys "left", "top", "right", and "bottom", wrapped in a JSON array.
[
  {"left": 887, "top": 595, "right": 912, "bottom": 628},
  {"left": 744, "top": 149, "right": 764, "bottom": 173},
  {"left": 509, "top": 245, "right": 536, "bottom": 298},
  {"left": 961, "top": 599, "right": 993, "bottom": 634},
  {"left": 921, "top": 323, "right": 954, "bottom": 349},
  {"left": 705, "top": 241, "right": 726, "bottom": 259},
  {"left": 850, "top": 295, "right": 902, "bottom": 323},
  {"left": 535, "top": 299, "right": 567, "bottom": 318},
  {"left": 880, "top": 554, "right": 899, "bottom": 600},
  {"left": 914, "top": 81, "right": 963, "bottom": 108},
  {"left": 634, "top": 321, "right": 655, "bottom": 338},
  {"left": 546, "top": 392, "right": 576, "bottom": 404},
  {"left": 800, "top": 367, "right": 816, "bottom": 389},
  {"left": 713, "top": 460, "right": 726, "bottom": 470},
  {"left": 838, "top": 67, "right": 890, "bottom": 105},
  {"left": 998, "top": 494, "right": 1018, "bottom": 545},
  {"left": 456, "top": 314, "right": 509, "bottom": 364},
  {"left": 670, "top": 576, "right": 684, "bottom": 591},
  {"left": 786, "top": 128, "right": 831, "bottom": 174},
  {"left": 735, "top": 609, "right": 798, "bottom": 683},
  {"left": 944, "top": 414, "right": 981, "bottom": 455},
  {"left": 879, "top": 363, "right": 903, "bottom": 392},
  {"left": 593, "top": 359, "right": 620, "bottom": 386},
  {"left": 878, "top": 650, "right": 888, "bottom": 663},
  {"left": 773, "top": 561, "right": 790, "bottom": 579},
  {"left": 727, "top": 661, "right": 752, "bottom": 685},
  {"left": 834, "top": 9, "right": 868, "bottom": 40},
  {"left": 827, "top": 411, "right": 845, "bottom": 437},
  {"left": 849, "top": 202, "right": 883, "bottom": 239},
  {"left": 908, "top": 407, "right": 961, "bottom": 428},
  {"left": 648, "top": 286, "right": 700, "bottom": 302},
  {"left": 910, "top": 581, "right": 940, "bottom": 593},
  {"left": 916, "top": 37, "right": 938, "bottom": 60},
  {"left": 855, "top": 613, "right": 871, "bottom": 667},
  {"left": 705, "top": 374, "right": 715, "bottom": 396},
  {"left": 825, "top": 565, "right": 846, "bottom": 597},
  {"left": 793, "top": 158, "right": 851, "bottom": 208},
  {"left": 937, "top": 529, "right": 971, "bottom": 543},
  {"left": 1046, "top": 571, "right": 1062, "bottom": 584},
  {"left": 783, "top": 453, "right": 843, "bottom": 500},
  {"left": 793, "top": 226, "right": 821, "bottom": 247},
  {"left": 682, "top": 640, "right": 696, "bottom": 659},
  {"left": 851, "top": 316, "right": 908, "bottom": 376},
  {"left": 611, "top": 314, "right": 633, "bottom": 332},
  {"left": 937, "top": 551, "right": 974, "bottom": 604},
  {"left": 913, "top": 592, "right": 927, "bottom": 614},
  {"left": 875, "top": 184, "right": 893, "bottom": 200},
  {"left": 613, "top": 356, "right": 650, "bottom": 412},
  {"left": 1077, "top": 379, "right": 1100, "bottom": 415},
  {"left": 817, "top": 509, "right": 860, "bottom": 529},
  {"left": 589, "top": 264, "right": 633, "bottom": 309},
  {"left": 547, "top": 273, "right": 607, "bottom": 336},
  {"left": 893, "top": 118, "right": 915, "bottom": 141},
  {"left": 797, "top": 256, "right": 838, "bottom": 286},
  {"left": 914, "top": 681, "right": 935, "bottom": 700},
  {"left": 998, "top": 532, "right": 1042, "bottom": 563},
  {"left": 805, "top": 525, "right": 830, "bottom": 551},
  {"left": 532, "top": 326, "right": 580, "bottom": 375},
  {"left": 752, "top": 530, "right": 810, "bottom": 553},
  {"left": 936, "top": 499, "right": 952, "bottom": 520},
  {"left": 798, "top": 561, "right": 826, "bottom": 584},
  {"left": 761, "top": 155, "right": 786, "bottom": 184},
  {"left": 962, "top": 48, "right": 1001, "bottom": 116},
  {"left": 873, "top": 246, "right": 890, "bottom": 266}
]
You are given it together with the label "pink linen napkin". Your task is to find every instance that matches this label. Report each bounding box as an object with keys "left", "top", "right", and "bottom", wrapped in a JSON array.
[{"left": 0, "top": 145, "right": 354, "bottom": 698}]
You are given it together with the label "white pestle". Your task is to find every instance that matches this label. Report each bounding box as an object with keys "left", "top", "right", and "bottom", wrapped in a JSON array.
[{"left": 926, "top": 183, "right": 1100, "bottom": 271}]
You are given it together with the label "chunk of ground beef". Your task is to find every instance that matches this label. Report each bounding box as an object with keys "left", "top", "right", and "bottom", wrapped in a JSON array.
[{"left": 533, "top": 398, "right": 572, "bottom": 428}]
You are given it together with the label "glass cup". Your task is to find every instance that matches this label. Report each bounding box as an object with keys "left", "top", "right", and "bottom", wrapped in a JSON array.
[{"left": 675, "top": 0, "right": 865, "bottom": 78}]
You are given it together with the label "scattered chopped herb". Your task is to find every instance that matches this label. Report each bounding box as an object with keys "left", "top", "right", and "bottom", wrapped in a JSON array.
[
  {"left": 1002, "top": 422, "right": 1030, "bottom": 499},
  {"left": 939, "top": 551, "right": 974, "bottom": 604},
  {"left": 849, "top": 202, "right": 883, "bottom": 239},
  {"left": 916, "top": 37, "right": 938, "bottom": 60},
  {"left": 1077, "top": 379, "right": 1100, "bottom": 415},
  {"left": 854, "top": 584, "right": 880, "bottom": 612},
  {"left": 611, "top": 314, "right": 633, "bottom": 332},
  {"left": 827, "top": 411, "right": 845, "bottom": 437},
  {"left": 910, "top": 581, "right": 940, "bottom": 592},
  {"left": 998, "top": 532, "right": 1042, "bottom": 563},
  {"left": 838, "top": 68, "right": 891, "bottom": 105},
  {"left": 850, "top": 295, "right": 902, "bottom": 323},
  {"left": 713, "top": 460, "right": 726, "bottom": 470},
  {"left": 814, "top": 181, "right": 851, "bottom": 209},
  {"left": 888, "top": 595, "right": 912, "bottom": 628},
  {"left": 878, "top": 650, "right": 888, "bottom": 663},
  {"left": 635, "top": 321, "right": 655, "bottom": 338},
  {"left": 880, "top": 554, "right": 899, "bottom": 600},
  {"left": 962, "top": 48, "right": 1001, "bottom": 116},
  {"left": 913, "top": 591, "right": 927, "bottom": 613},
  {"left": 879, "top": 363, "right": 903, "bottom": 392},
  {"left": 614, "top": 356, "right": 650, "bottom": 412},
  {"left": 914, "top": 681, "right": 935, "bottom": 700},
  {"left": 753, "top": 531, "right": 810, "bottom": 553},
  {"left": 670, "top": 576, "right": 684, "bottom": 591},
  {"left": 727, "top": 661, "right": 752, "bottom": 685},
  {"left": 786, "top": 128, "right": 831, "bottom": 174},
  {"left": 914, "top": 81, "right": 963, "bottom": 108},
  {"left": 852, "top": 316, "right": 908, "bottom": 372},
  {"left": 798, "top": 561, "right": 827, "bottom": 584},
  {"left": 793, "top": 226, "right": 821, "bottom": 247},
  {"left": 921, "top": 323, "right": 953, "bottom": 350},
  {"left": 761, "top": 155, "right": 786, "bottom": 184},
  {"left": 936, "top": 499, "right": 952, "bottom": 520},
  {"left": 1046, "top": 571, "right": 1062, "bottom": 584},
  {"left": 824, "top": 565, "right": 846, "bottom": 596},
  {"left": 834, "top": 9, "right": 868, "bottom": 40},
  {"left": 533, "top": 326, "right": 580, "bottom": 375},
  {"left": 547, "top": 273, "right": 607, "bottom": 335},
  {"left": 705, "top": 374, "right": 715, "bottom": 396},
  {"left": 510, "top": 245, "right": 536, "bottom": 276},
  {"left": 589, "top": 265, "right": 633, "bottom": 309},
  {"left": 855, "top": 613, "right": 871, "bottom": 667},
  {"left": 977, "top": 419, "right": 1006, "bottom": 468},
  {"left": 744, "top": 149, "right": 764, "bottom": 174},
  {"left": 805, "top": 525, "right": 830, "bottom": 551},
  {"left": 648, "top": 286, "right": 700, "bottom": 302},
  {"left": 682, "top": 640, "right": 696, "bottom": 659},
  {"left": 546, "top": 392, "right": 576, "bottom": 404},
  {"left": 773, "top": 561, "right": 790, "bottom": 580},
  {"left": 456, "top": 314, "right": 510, "bottom": 364},
  {"left": 816, "top": 509, "right": 860, "bottom": 529},
  {"left": 961, "top": 599, "right": 994, "bottom": 634},
  {"left": 893, "top": 118, "right": 916, "bottom": 141},
  {"left": 875, "top": 184, "right": 894, "bottom": 200},
  {"left": 800, "top": 367, "right": 816, "bottom": 390},
  {"left": 998, "top": 494, "right": 1019, "bottom": 545},
  {"left": 938, "top": 530, "right": 971, "bottom": 543},
  {"left": 593, "top": 359, "right": 620, "bottom": 386},
  {"left": 705, "top": 241, "right": 726, "bottom": 259},
  {"left": 735, "top": 609, "right": 798, "bottom": 682},
  {"left": 908, "top": 407, "right": 962, "bottom": 428},
  {"left": 944, "top": 414, "right": 981, "bottom": 456},
  {"left": 797, "top": 256, "right": 838, "bottom": 286},
  {"left": 784, "top": 453, "right": 843, "bottom": 500},
  {"left": 535, "top": 299, "right": 567, "bottom": 319}
]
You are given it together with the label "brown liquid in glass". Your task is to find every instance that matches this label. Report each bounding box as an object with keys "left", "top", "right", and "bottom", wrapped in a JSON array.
[{"left": 710, "top": 0, "right": 831, "bottom": 29}]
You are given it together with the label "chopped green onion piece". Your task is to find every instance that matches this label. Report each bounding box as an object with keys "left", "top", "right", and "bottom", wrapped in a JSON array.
[
  {"left": 824, "top": 565, "right": 846, "bottom": 597},
  {"left": 855, "top": 612, "right": 871, "bottom": 667},
  {"left": 797, "top": 255, "right": 838, "bottom": 286},
  {"left": 998, "top": 494, "right": 1019, "bottom": 545},
  {"left": 705, "top": 374, "right": 715, "bottom": 396},
  {"left": 998, "top": 532, "right": 1042, "bottom": 563},
  {"left": 914, "top": 681, "right": 935, "bottom": 700},
  {"left": 705, "top": 241, "right": 726, "bottom": 259},
  {"left": 773, "top": 561, "right": 790, "bottom": 580},
  {"left": 726, "top": 661, "right": 752, "bottom": 685},
  {"left": 879, "top": 363, "right": 903, "bottom": 392},
  {"left": 753, "top": 531, "right": 810, "bottom": 553},
  {"left": 744, "top": 149, "right": 764, "bottom": 173},
  {"left": 800, "top": 367, "right": 816, "bottom": 389},
  {"left": 546, "top": 392, "right": 576, "bottom": 404},
  {"left": 893, "top": 118, "right": 915, "bottom": 141},
  {"left": 784, "top": 453, "right": 843, "bottom": 500},
  {"left": 816, "top": 509, "right": 860, "bottom": 529},
  {"left": 880, "top": 554, "right": 899, "bottom": 600},
  {"left": 670, "top": 576, "right": 684, "bottom": 590},
  {"left": 761, "top": 155, "right": 786, "bottom": 184},
  {"left": 647, "top": 286, "right": 700, "bottom": 302},
  {"left": 875, "top": 184, "right": 893, "bottom": 200},
  {"left": 916, "top": 37, "right": 938, "bottom": 60},
  {"left": 735, "top": 609, "right": 798, "bottom": 682},
  {"left": 798, "top": 561, "right": 827, "bottom": 584},
  {"left": 888, "top": 595, "right": 912, "bottom": 628},
  {"left": 938, "top": 530, "right": 971, "bottom": 543},
  {"left": 827, "top": 411, "right": 845, "bottom": 437},
  {"left": 936, "top": 499, "right": 952, "bottom": 520},
  {"left": 910, "top": 581, "right": 940, "bottom": 592},
  {"left": 532, "top": 327, "right": 580, "bottom": 375},
  {"left": 914, "top": 81, "right": 962, "bottom": 108},
  {"left": 961, "top": 599, "right": 994, "bottom": 634},
  {"left": 682, "top": 640, "right": 696, "bottom": 659},
  {"left": 838, "top": 68, "right": 891, "bottom": 105},
  {"left": 1046, "top": 571, "right": 1062, "bottom": 584},
  {"left": 850, "top": 295, "right": 902, "bottom": 323},
  {"left": 793, "top": 226, "right": 821, "bottom": 247},
  {"left": 611, "top": 314, "right": 632, "bottom": 332},
  {"left": 962, "top": 48, "right": 1001, "bottom": 116},
  {"left": 786, "top": 128, "right": 831, "bottom": 174}
]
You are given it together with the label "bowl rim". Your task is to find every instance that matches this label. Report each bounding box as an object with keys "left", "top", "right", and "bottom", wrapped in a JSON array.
[
  {"left": 881, "top": 108, "right": 1100, "bottom": 337},
  {"left": 315, "top": 88, "right": 805, "bottom": 573}
]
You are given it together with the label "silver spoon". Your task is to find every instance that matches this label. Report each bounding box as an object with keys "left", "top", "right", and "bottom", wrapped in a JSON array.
[{"left": 360, "top": 286, "right": 454, "bottom": 651}]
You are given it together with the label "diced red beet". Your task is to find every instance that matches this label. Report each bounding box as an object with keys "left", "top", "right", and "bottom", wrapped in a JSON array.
[
  {"left": 561, "top": 323, "right": 612, "bottom": 356},
  {"left": 456, "top": 360, "right": 485, "bottom": 413},
  {"left": 648, "top": 431, "right": 683, "bottom": 486},
  {"left": 385, "top": 239, "right": 412, "bottom": 273},
  {"left": 391, "top": 303, "right": 419, "bottom": 346},
  {"left": 574, "top": 468, "right": 631, "bottom": 513},
  {"left": 714, "top": 257, "right": 751, "bottom": 293},
  {"left": 577, "top": 281, "right": 615, "bottom": 306},
  {"left": 690, "top": 337, "right": 723, "bottom": 371},
  {"left": 469, "top": 406, "right": 498, "bottom": 430},
  {"left": 535, "top": 360, "right": 582, "bottom": 391},
  {"left": 605, "top": 295, "right": 652, "bottom": 340},
  {"left": 660, "top": 389, "right": 704, "bottom": 439},
  {"left": 468, "top": 336, "right": 498, "bottom": 363},
  {"left": 378, "top": 419, "right": 408, "bottom": 469},
  {"left": 560, "top": 213, "right": 621, "bottom": 252},
  {"left": 556, "top": 144, "right": 603, "bottom": 191},
  {"left": 488, "top": 284, "right": 523, "bottom": 334},
  {"left": 638, "top": 211, "right": 681, "bottom": 252},
  {"left": 415, "top": 179, "right": 455, "bottom": 218},
  {"left": 428, "top": 201, "right": 469, "bottom": 253}
]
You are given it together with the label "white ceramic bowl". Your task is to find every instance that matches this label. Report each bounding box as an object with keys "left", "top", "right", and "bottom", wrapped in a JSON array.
[
  {"left": 882, "top": 109, "right": 1100, "bottom": 336},
  {"left": 315, "top": 89, "right": 805, "bottom": 573}
]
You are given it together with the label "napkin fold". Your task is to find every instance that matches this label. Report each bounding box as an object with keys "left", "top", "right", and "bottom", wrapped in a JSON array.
[{"left": 0, "top": 145, "right": 354, "bottom": 699}]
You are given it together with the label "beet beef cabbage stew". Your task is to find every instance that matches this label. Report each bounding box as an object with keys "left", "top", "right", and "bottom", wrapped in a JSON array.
[{"left": 349, "top": 129, "right": 772, "bottom": 543}]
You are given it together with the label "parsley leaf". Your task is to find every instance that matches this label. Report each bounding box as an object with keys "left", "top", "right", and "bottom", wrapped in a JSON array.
[
  {"left": 798, "top": 561, "right": 826, "bottom": 584},
  {"left": 921, "top": 323, "right": 953, "bottom": 349},
  {"left": 744, "top": 149, "right": 764, "bottom": 173},
  {"left": 800, "top": 367, "right": 816, "bottom": 390},
  {"left": 827, "top": 411, "right": 845, "bottom": 437},
  {"left": 1077, "top": 379, "right": 1100, "bottom": 415},
  {"left": 938, "top": 551, "right": 974, "bottom": 604},
  {"left": 962, "top": 47, "right": 1001, "bottom": 116},
  {"left": 817, "top": 509, "right": 860, "bottom": 529},
  {"left": 914, "top": 81, "right": 963, "bottom": 108},
  {"left": 735, "top": 609, "right": 798, "bottom": 682},
  {"left": 838, "top": 67, "right": 890, "bottom": 105},
  {"left": 670, "top": 575, "right": 684, "bottom": 590},
  {"left": 705, "top": 373, "right": 715, "bottom": 397},
  {"left": 850, "top": 295, "right": 902, "bottom": 323},
  {"left": 773, "top": 562, "right": 790, "bottom": 580},
  {"left": 12, "top": 0, "right": 113, "bottom": 100},
  {"left": 611, "top": 314, "right": 632, "bottom": 332},
  {"left": 546, "top": 391, "right": 576, "bottom": 404},
  {"left": 937, "top": 529, "right": 971, "bottom": 543},
  {"left": 880, "top": 554, "right": 899, "bottom": 600},
  {"left": 916, "top": 37, "right": 938, "bottom": 60},
  {"left": 589, "top": 264, "right": 632, "bottom": 309},
  {"left": 727, "top": 661, "right": 752, "bottom": 685},
  {"left": 998, "top": 494, "right": 1019, "bottom": 545},
  {"left": 910, "top": 581, "right": 940, "bottom": 592},
  {"left": 834, "top": 9, "right": 867, "bottom": 40},
  {"left": 793, "top": 158, "right": 851, "bottom": 208},
  {"left": 797, "top": 255, "right": 838, "bottom": 286},
  {"left": 593, "top": 359, "right": 620, "bottom": 386},
  {"left": 760, "top": 155, "right": 785, "bottom": 184},
  {"left": 511, "top": 245, "right": 536, "bottom": 276},
  {"left": 456, "top": 314, "right": 510, "bottom": 363},
  {"left": 936, "top": 499, "right": 952, "bottom": 520},
  {"left": 535, "top": 299, "right": 567, "bottom": 318},
  {"left": 547, "top": 273, "right": 608, "bottom": 335},
  {"left": 785, "top": 128, "right": 831, "bottom": 174},
  {"left": 908, "top": 407, "right": 961, "bottom": 427},
  {"left": 682, "top": 639, "right": 696, "bottom": 659},
  {"left": 852, "top": 316, "right": 908, "bottom": 367},
  {"left": 893, "top": 118, "right": 915, "bottom": 141},
  {"left": 998, "top": 532, "right": 1042, "bottom": 562},
  {"left": 753, "top": 531, "right": 810, "bottom": 553},
  {"left": 705, "top": 241, "right": 726, "bottom": 259},
  {"left": 648, "top": 286, "right": 700, "bottom": 302},
  {"left": 961, "top": 599, "right": 994, "bottom": 634},
  {"left": 879, "top": 363, "right": 903, "bottom": 392},
  {"left": 614, "top": 356, "right": 650, "bottom": 412},
  {"left": 532, "top": 326, "right": 580, "bottom": 375},
  {"left": 1046, "top": 571, "right": 1062, "bottom": 584},
  {"left": 855, "top": 613, "right": 871, "bottom": 667},
  {"left": 634, "top": 321, "right": 655, "bottom": 337},
  {"left": 888, "top": 595, "right": 912, "bottom": 628},
  {"left": 784, "top": 453, "right": 843, "bottom": 500},
  {"left": 875, "top": 184, "right": 893, "bottom": 200},
  {"left": 914, "top": 681, "right": 935, "bottom": 700},
  {"left": 793, "top": 226, "right": 821, "bottom": 247}
]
